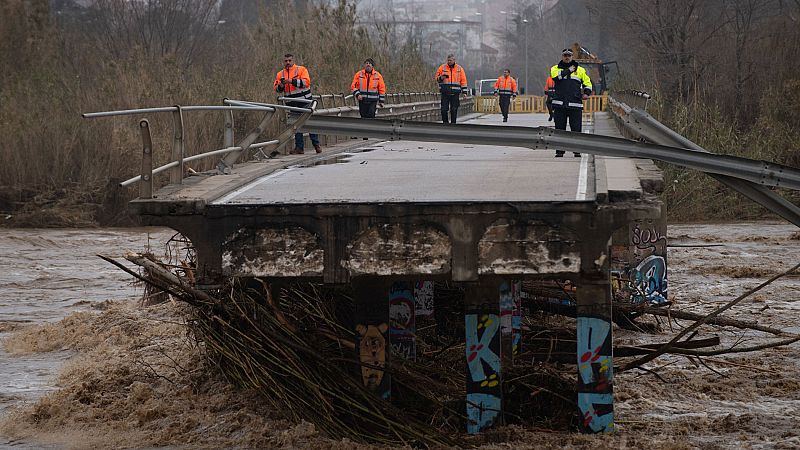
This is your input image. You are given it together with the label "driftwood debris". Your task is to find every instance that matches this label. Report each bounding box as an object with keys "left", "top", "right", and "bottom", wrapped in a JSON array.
[
  {"left": 105, "top": 253, "right": 579, "bottom": 445},
  {"left": 619, "top": 261, "right": 800, "bottom": 372}
]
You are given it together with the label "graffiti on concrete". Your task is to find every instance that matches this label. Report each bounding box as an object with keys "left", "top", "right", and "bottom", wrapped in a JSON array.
[
  {"left": 389, "top": 282, "right": 416, "bottom": 361},
  {"left": 465, "top": 311, "right": 502, "bottom": 433},
  {"left": 576, "top": 316, "right": 614, "bottom": 433},
  {"left": 499, "top": 282, "right": 514, "bottom": 337},
  {"left": 611, "top": 220, "right": 668, "bottom": 305},
  {"left": 632, "top": 223, "right": 667, "bottom": 254},
  {"left": 414, "top": 280, "right": 434, "bottom": 317},
  {"left": 632, "top": 255, "right": 668, "bottom": 305},
  {"left": 511, "top": 280, "right": 522, "bottom": 358},
  {"left": 578, "top": 393, "right": 615, "bottom": 433},
  {"left": 356, "top": 322, "right": 390, "bottom": 399}
]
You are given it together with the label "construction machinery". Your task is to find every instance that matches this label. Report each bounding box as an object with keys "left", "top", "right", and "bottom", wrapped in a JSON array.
[{"left": 569, "top": 42, "right": 618, "bottom": 94}]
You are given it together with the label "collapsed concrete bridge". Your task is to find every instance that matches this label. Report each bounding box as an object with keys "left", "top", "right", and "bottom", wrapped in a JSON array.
[{"left": 83, "top": 93, "right": 799, "bottom": 434}]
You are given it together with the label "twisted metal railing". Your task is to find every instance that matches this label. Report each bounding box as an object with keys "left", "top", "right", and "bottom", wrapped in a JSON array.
[{"left": 82, "top": 93, "right": 473, "bottom": 199}]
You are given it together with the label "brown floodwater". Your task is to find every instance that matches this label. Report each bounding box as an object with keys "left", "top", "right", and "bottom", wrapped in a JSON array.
[
  {"left": 0, "top": 227, "right": 174, "bottom": 448},
  {"left": 0, "top": 223, "right": 798, "bottom": 449}
]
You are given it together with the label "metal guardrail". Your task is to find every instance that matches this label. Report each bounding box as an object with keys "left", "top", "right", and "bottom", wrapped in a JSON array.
[
  {"left": 82, "top": 93, "right": 471, "bottom": 199},
  {"left": 474, "top": 94, "right": 608, "bottom": 114},
  {"left": 302, "top": 92, "right": 441, "bottom": 109},
  {"left": 83, "top": 100, "right": 315, "bottom": 197},
  {"left": 607, "top": 95, "right": 800, "bottom": 226},
  {"left": 298, "top": 115, "right": 800, "bottom": 192}
]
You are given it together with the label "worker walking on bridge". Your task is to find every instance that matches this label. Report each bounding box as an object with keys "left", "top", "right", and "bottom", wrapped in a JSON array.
[
  {"left": 435, "top": 54, "right": 468, "bottom": 124},
  {"left": 550, "top": 48, "right": 593, "bottom": 157},
  {"left": 351, "top": 58, "right": 386, "bottom": 118},
  {"left": 543, "top": 76, "right": 555, "bottom": 122},
  {"left": 493, "top": 69, "right": 517, "bottom": 122},
  {"left": 274, "top": 53, "right": 321, "bottom": 154}
]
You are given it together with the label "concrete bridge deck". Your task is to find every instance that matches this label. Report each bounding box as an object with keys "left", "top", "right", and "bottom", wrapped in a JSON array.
[{"left": 134, "top": 111, "right": 662, "bottom": 284}]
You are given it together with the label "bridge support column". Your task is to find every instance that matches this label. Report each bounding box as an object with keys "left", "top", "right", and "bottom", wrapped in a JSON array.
[
  {"left": 464, "top": 281, "right": 503, "bottom": 434},
  {"left": 576, "top": 233, "right": 615, "bottom": 433},
  {"left": 388, "top": 281, "right": 416, "bottom": 361},
  {"left": 352, "top": 277, "right": 392, "bottom": 400}
]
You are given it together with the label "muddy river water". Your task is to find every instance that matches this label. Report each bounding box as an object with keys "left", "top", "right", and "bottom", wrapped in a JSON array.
[
  {"left": 0, "top": 228, "right": 174, "bottom": 447},
  {"left": 0, "top": 223, "right": 798, "bottom": 449}
]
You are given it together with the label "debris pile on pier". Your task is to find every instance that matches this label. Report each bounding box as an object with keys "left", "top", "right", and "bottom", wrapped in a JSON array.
[{"left": 106, "top": 247, "right": 800, "bottom": 446}]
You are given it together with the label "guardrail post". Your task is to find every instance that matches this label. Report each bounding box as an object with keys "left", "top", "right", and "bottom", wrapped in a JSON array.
[
  {"left": 139, "top": 119, "right": 153, "bottom": 199},
  {"left": 223, "top": 101, "right": 234, "bottom": 149},
  {"left": 170, "top": 106, "right": 185, "bottom": 184}
]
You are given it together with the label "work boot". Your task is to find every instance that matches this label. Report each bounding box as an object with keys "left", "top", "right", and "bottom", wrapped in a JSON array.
[
  {"left": 555, "top": 151, "right": 564, "bottom": 157},
  {"left": 313, "top": 144, "right": 322, "bottom": 154},
  {"left": 573, "top": 153, "right": 581, "bottom": 157},
  {"left": 548, "top": 114, "right": 553, "bottom": 122},
  {"left": 290, "top": 147, "right": 304, "bottom": 154},
  {"left": 502, "top": 117, "right": 508, "bottom": 122}
]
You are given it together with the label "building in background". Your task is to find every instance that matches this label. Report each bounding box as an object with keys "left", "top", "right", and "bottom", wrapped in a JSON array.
[{"left": 358, "top": 0, "right": 523, "bottom": 81}]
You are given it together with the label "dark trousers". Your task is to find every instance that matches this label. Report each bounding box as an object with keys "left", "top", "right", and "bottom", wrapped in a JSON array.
[
  {"left": 294, "top": 132, "right": 320, "bottom": 149},
  {"left": 546, "top": 96, "right": 554, "bottom": 117},
  {"left": 553, "top": 107, "right": 582, "bottom": 156},
  {"left": 358, "top": 100, "right": 378, "bottom": 118},
  {"left": 440, "top": 93, "right": 460, "bottom": 124},
  {"left": 289, "top": 111, "right": 319, "bottom": 150},
  {"left": 553, "top": 107, "right": 582, "bottom": 132},
  {"left": 499, "top": 95, "right": 511, "bottom": 119}
]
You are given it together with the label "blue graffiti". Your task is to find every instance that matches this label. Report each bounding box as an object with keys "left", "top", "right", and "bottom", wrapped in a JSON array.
[
  {"left": 632, "top": 255, "right": 668, "bottom": 305},
  {"left": 499, "top": 281, "right": 513, "bottom": 335},
  {"left": 578, "top": 392, "right": 614, "bottom": 433},
  {"left": 465, "top": 314, "right": 501, "bottom": 382},
  {"left": 466, "top": 393, "right": 501, "bottom": 434},
  {"left": 576, "top": 317, "right": 613, "bottom": 387}
]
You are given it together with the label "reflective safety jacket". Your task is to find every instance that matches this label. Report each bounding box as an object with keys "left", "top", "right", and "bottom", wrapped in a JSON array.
[
  {"left": 274, "top": 64, "right": 312, "bottom": 102},
  {"left": 351, "top": 69, "right": 386, "bottom": 103},
  {"left": 549, "top": 62, "right": 592, "bottom": 109},
  {"left": 493, "top": 75, "right": 517, "bottom": 96},
  {"left": 543, "top": 76, "right": 555, "bottom": 96},
  {"left": 435, "top": 64, "right": 467, "bottom": 95}
]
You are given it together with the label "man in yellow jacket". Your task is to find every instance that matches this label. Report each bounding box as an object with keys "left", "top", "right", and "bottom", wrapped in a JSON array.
[
  {"left": 351, "top": 58, "right": 386, "bottom": 119},
  {"left": 435, "top": 54, "right": 468, "bottom": 124},
  {"left": 549, "top": 48, "right": 593, "bottom": 157}
]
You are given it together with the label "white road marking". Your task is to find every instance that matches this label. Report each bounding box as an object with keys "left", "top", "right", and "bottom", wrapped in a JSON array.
[
  {"left": 576, "top": 153, "right": 589, "bottom": 200},
  {"left": 212, "top": 168, "right": 295, "bottom": 204}
]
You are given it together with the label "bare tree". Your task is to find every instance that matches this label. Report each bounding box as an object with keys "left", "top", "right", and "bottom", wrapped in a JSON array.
[
  {"left": 86, "top": 0, "right": 221, "bottom": 69},
  {"left": 603, "top": 0, "right": 730, "bottom": 101}
]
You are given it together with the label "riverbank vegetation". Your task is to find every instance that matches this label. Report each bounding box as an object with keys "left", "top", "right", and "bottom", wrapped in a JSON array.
[
  {"left": 507, "top": 0, "right": 800, "bottom": 221},
  {"left": 0, "top": 0, "right": 431, "bottom": 227},
  {"left": 600, "top": 0, "right": 800, "bottom": 221},
  {"left": 3, "top": 0, "right": 800, "bottom": 227}
]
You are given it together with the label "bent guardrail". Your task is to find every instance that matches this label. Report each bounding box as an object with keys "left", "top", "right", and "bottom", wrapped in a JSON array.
[
  {"left": 607, "top": 95, "right": 800, "bottom": 227},
  {"left": 82, "top": 101, "right": 315, "bottom": 199},
  {"left": 298, "top": 115, "right": 800, "bottom": 193},
  {"left": 82, "top": 93, "right": 474, "bottom": 200}
]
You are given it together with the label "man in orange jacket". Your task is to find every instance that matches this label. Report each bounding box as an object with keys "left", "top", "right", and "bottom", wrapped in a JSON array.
[
  {"left": 435, "top": 54, "right": 468, "bottom": 124},
  {"left": 544, "top": 76, "right": 556, "bottom": 122},
  {"left": 351, "top": 58, "right": 386, "bottom": 119},
  {"left": 493, "top": 69, "right": 517, "bottom": 122},
  {"left": 274, "top": 53, "right": 321, "bottom": 154}
]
